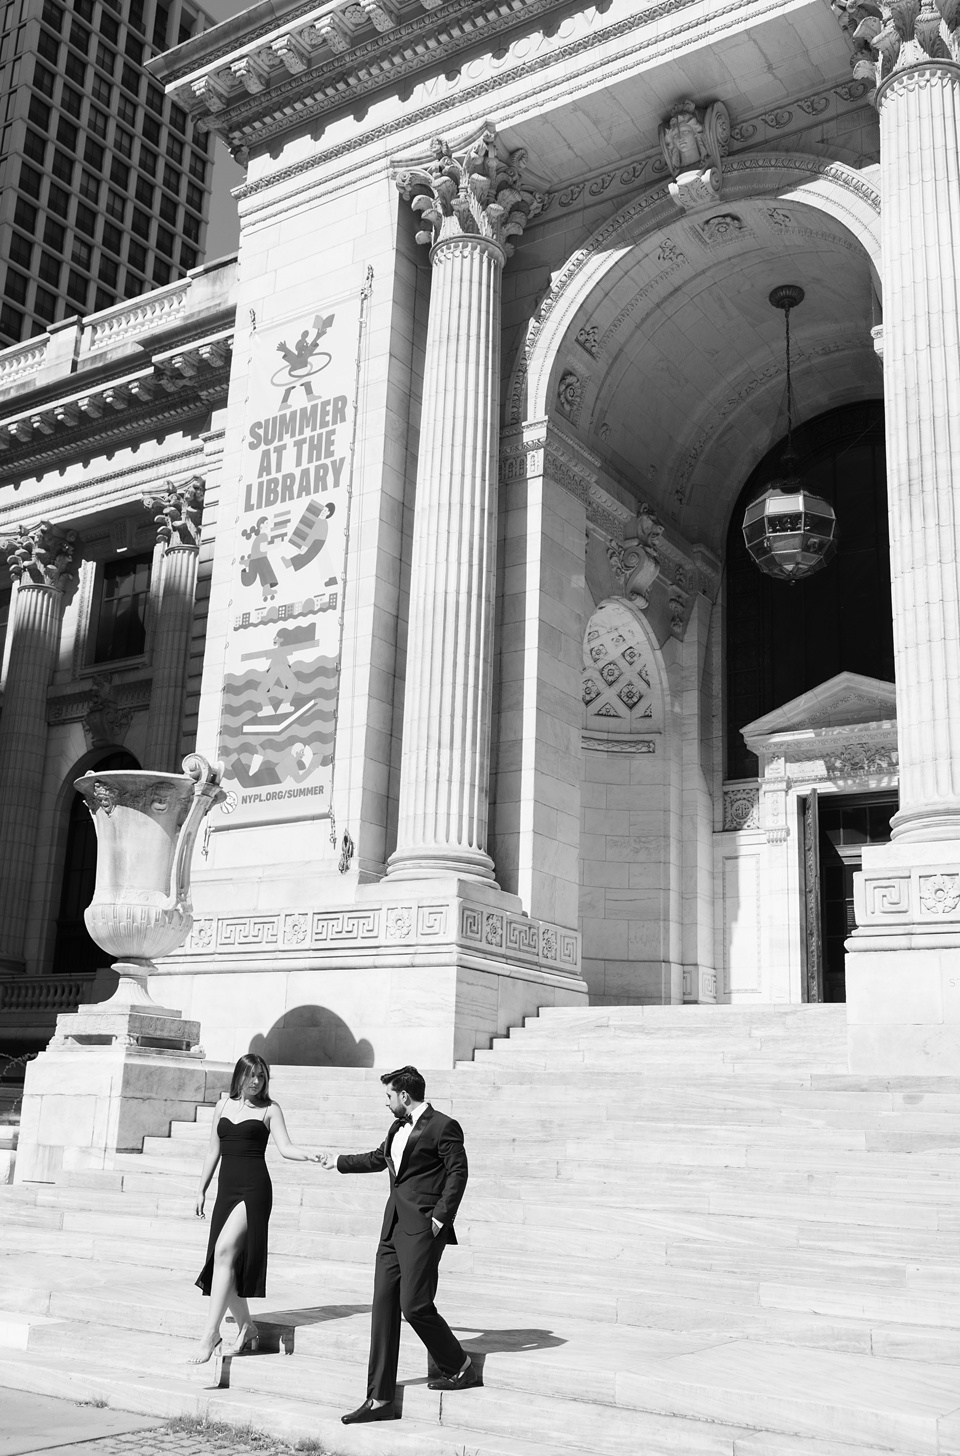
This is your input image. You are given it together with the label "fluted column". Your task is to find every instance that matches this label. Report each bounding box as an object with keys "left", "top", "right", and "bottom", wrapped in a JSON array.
[
  {"left": 870, "top": 10, "right": 960, "bottom": 839},
  {"left": 0, "top": 522, "right": 78, "bottom": 972},
  {"left": 142, "top": 477, "right": 205, "bottom": 772},
  {"left": 387, "top": 128, "right": 542, "bottom": 881}
]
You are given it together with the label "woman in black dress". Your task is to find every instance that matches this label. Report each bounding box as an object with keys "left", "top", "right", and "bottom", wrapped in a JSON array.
[{"left": 189, "top": 1053, "right": 320, "bottom": 1362}]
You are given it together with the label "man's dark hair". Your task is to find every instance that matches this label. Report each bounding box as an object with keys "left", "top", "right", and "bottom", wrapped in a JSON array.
[{"left": 381, "top": 1065, "right": 426, "bottom": 1102}]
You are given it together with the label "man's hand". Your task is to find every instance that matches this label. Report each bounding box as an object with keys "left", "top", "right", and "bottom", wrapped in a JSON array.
[{"left": 318, "top": 1152, "right": 338, "bottom": 1171}]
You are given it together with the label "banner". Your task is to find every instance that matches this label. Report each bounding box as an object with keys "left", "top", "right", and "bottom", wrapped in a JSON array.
[{"left": 217, "top": 300, "right": 358, "bottom": 827}]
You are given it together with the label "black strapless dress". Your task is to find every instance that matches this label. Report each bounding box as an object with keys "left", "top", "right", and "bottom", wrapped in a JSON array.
[{"left": 196, "top": 1118, "right": 273, "bottom": 1299}]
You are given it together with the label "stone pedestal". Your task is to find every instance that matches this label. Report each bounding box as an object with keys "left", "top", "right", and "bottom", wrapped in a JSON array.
[
  {"left": 845, "top": 29, "right": 960, "bottom": 1072},
  {"left": 14, "top": 1039, "right": 227, "bottom": 1183}
]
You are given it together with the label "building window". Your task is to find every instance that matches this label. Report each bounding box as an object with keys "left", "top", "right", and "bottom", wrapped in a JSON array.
[
  {"left": 41, "top": 0, "right": 63, "bottom": 28},
  {"left": 84, "top": 137, "right": 104, "bottom": 169},
  {"left": 127, "top": 239, "right": 147, "bottom": 271},
  {"left": 69, "top": 18, "right": 91, "bottom": 53},
  {"left": 72, "top": 237, "right": 92, "bottom": 269},
  {"left": 145, "top": 80, "right": 163, "bottom": 114},
  {"left": 33, "top": 60, "right": 56, "bottom": 96},
  {"left": 142, "top": 115, "right": 160, "bottom": 146},
  {"left": 152, "top": 258, "right": 170, "bottom": 285},
  {"left": 33, "top": 285, "right": 56, "bottom": 322},
  {"left": 94, "top": 287, "right": 114, "bottom": 311},
  {"left": 47, "top": 182, "right": 70, "bottom": 217},
  {"left": 63, "top": 50, "right": 86, "bottom": 85},
  {"left": 88, "top": 106, "right": 108, "bottom": 138},
  {"left": 158, "top": 193, "right": 176, "bottom": 225},
  {"left": 75, "top": 0, "right": 94, "bottom": 16},
  {"left": 19, "top": 161, "right": 43, "bottom": 197},
  {"left": 28, "top": 95, "right": 51, "bottom": 128},
  {"left": 56, "top": 117, "right": 78, "bottom": 149},
  {"left": 187, "top": 153, "right": 206, "bottom": 184},
  {"left": 99, "top": 10, "right": 120, "bottom": 39},
  {"left": 37, "top": 28, "right": 60, "bottom": 63},
  {"left": 179, "top": 243, "right": 197, "bottom": 271},
  {"left": 124, "top": 273, "right": 143, "bottom": 297},
  {"left": 155, "top": 225, "right": 173, "bottom": 257},
  {"left": 128, "top": 0, "right": 145, "bottom": 32},
  {"left": 169, "top": 103, "right": 186, "bottom": 134},
  {"left": 23, "top": 129, "right": 46, "bottom": 163},
  {"left": 61, "top": 85, "right": 82, "bottom": 118},
  {"left": 120, "top": 61, "right": 139, "bottom": 95},
  {"left": 125, "top": 34, "right": 144, "bottom": 64},
  {"left": 114, "top": 126, "right": 133, "bottom": 158},
  {"left": 51, "top": 149, "right": 74, "bottom": 183},
  {"left": 110, "top": 159, "right": 129, "bottom": 188},
  {"left": 152, "top": 5, "right": 169, "bottom": 48},
  {"left": 130, "top": 208, "right": 150, "bottom": 239},
  {"left": 4, "top": 269, "right": 28, "bottom": 305},
  {"left": 91, "top": 74, "right": 112, "bottom": 106},
  {"left": 99, "top": 255, "right": 118, "bottom": 287},
  {"left": 75, "top": 202, "right": 96, "bottom": 237},
  {"left": 101, "top": 221, "right": 122, "bottom": 255},
  {"left": 91, "top": 554, "right": 151, "bottom": 662},
  {"left": 15, "top": 199, "right": 38, "bottom": 232},
  {"left": 182, "top": 211, "right": 200, "bottom": 244},
  {"left": 78, "top": 170, "right": 100, "bottom": 203},
  {"left": 117, "top": 94, "right": 136, "bottom": 126},
  {"left": 135, "top": 176, "right": 153, "bottom": 207},
  {"left": 94, "top": 39, "right": 115, "bottom": 73},
  {"left": 0, "top": 304, "right": 24, "bottom": 341},
  {"left": 38, "top": 252, "right": 61, "bottom": 285},
  {"left": 43, "top": 217, "right": 64, "bottom": 251},
  {"left": 105, "top": 190, "right": 126, "bottom": 222},
  {"left": 66, "top": 270, "right": 88, "bottom": 310},
  {"left": 138, "top": 145, "right": 157, "bottom": 176},
  {"left": 165, "top": 134, "right": 183, "bottom": 164},
  {"left": 10, "top": 233, "right": 33, "bottom": 270},
  {"left": 162, "top": 161, "right": 180, "bottom": 194}
]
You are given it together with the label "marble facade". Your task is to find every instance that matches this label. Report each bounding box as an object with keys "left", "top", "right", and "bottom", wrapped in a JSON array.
[{"left": 2, "top": 0, "right": 960, "bottom": 1074}]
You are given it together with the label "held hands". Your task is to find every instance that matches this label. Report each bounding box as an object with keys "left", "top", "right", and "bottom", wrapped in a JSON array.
[{"left": 317, "top": 1152, "right": 338, "bottom": 1171}]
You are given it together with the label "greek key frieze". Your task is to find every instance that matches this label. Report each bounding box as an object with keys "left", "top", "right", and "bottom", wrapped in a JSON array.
[{"left": 218, "top": 916, "right": 280, "bottom": 948}]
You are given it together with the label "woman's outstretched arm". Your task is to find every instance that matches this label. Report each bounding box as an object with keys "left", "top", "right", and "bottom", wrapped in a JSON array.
[
  {"left": 266, "top": 1102, "right": 321, "bottom": 1162},
  {"left": 195, "top": 1098, "right": 225, "bottom": 1218}
]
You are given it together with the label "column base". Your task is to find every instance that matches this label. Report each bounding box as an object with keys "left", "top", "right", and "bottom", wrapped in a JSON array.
[
  {"left": 385, "top": 847, "right": 498, "bottom": 884},
  {"left": 14, "top": 1043, "right": 228, "bottom": 1184},
  {"left": 846, "top": 837, "right": 960, "bottom": 1074},
  {"left": 156, "top": 879, "right": 587, "bottom": 1067}
]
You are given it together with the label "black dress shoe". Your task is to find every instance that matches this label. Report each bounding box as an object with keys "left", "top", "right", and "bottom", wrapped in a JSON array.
[
  {"left": 427, "top": 1361, "right": 481, "bottom": 1391},
  {"left": 341, "top": 1399, "right": 397, "bottom": 1424}
]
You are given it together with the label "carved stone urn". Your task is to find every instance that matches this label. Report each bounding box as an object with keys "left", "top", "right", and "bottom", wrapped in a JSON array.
[{"left": 73, "top": 752, "right": 224, "bottom": 1015}]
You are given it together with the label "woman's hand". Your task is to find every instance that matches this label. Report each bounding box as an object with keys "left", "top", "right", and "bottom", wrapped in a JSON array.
[{"left": 195, "top": 1193, "right": 206, "bottom": 1219}]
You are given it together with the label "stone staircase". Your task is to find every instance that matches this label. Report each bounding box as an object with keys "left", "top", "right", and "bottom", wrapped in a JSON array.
[{"left": 1, "top": 1004, "right": 960, "bottom": 1456}]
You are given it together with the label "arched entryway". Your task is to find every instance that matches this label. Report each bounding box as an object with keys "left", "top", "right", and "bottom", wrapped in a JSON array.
[{"left": 52, "top": 749, "right": 139, "bottom": 976}]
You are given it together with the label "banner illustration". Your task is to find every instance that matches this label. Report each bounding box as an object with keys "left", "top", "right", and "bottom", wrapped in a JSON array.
[{"left": 217, "top": 300, "right": 358, "bottom": 825}]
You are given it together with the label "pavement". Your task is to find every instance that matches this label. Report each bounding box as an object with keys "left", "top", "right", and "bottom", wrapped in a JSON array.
[{"left": 0, "top": 1390, "right": 305, "bottom": 1456}]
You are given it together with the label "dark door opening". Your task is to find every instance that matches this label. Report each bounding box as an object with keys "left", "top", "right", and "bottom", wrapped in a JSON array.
[{"left": 802, "top": 791, "right": 896, "bottom": 1003}]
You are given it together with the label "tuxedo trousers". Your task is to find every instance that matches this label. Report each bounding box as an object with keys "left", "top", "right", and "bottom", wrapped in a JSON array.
[{"left": 366, "top": 1214, "right": 466, "bottom": 1401}]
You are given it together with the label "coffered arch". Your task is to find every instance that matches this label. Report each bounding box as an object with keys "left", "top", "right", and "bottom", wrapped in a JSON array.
[{"left": 508, "top": 153, "right": 882, "bottom": 551}]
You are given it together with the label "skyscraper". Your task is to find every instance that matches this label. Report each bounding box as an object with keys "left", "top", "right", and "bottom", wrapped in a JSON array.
[{"left": 0, "top": 0, "right": 215, "bottom": 345}]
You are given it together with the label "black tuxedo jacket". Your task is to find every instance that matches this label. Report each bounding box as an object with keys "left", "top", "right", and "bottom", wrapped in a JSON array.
[{"left": 337, "top": 1104, "right": 468, "bottom": 1243}]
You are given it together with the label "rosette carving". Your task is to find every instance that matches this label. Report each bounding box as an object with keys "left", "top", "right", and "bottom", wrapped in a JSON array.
[{"left": 396, "top": 125, "right": 545, "bottom": 257}]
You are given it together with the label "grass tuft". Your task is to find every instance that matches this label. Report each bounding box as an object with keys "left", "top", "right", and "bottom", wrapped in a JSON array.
[{"left": 165, "top": 1415, "right": 331, "bottom": 1455}]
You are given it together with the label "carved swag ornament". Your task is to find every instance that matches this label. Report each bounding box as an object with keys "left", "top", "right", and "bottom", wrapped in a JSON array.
[
  {"left": 396, "top": 125, "right": 545, "bottom": 255},
  {"left": 0, "top": 520, "right": 79, "bottom": 590},
  {"left": 606, "top": 504, "right": 664, "bottom": 608}
]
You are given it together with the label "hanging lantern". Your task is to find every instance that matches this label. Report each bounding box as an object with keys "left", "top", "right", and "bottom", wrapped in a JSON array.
[{"left": 742, "top": 286, "right": 838, "bottom": 583}]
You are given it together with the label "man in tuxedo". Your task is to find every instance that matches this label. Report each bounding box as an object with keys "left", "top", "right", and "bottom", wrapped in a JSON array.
[{"left": 320, "top": 1064, "right": 479, "bottom": 1423}]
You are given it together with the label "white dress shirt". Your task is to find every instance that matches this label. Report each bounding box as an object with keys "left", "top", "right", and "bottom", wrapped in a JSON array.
[{"left": 389, "top": 1098, "right": 429, "bottom": 1171}]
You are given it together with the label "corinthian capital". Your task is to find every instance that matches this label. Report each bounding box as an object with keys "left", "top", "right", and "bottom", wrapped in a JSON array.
[
  {"left": 143, "top": 475, "right": 205, "bottom": 548},
  {"left": 396, "top": 124, "right": 545, "bottom": 257},
  {"left": 831, "top": 0, "right": 960, "bottom": 97},
  {"left": 0, "top": 520, "right": 79, "bottom": 589}
]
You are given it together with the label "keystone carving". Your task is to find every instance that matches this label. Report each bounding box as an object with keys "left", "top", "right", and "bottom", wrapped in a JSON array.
[
  {"left": 830, "top": 0, "right": 960, "bottom": 97},
  {"left": 396, "top": 125, "right": 545, "bottom": 257},
  {"left": 658, "top": 99, "right": 731, "bottom": 212},
  {"left": 83, "top": 675, "right": 132, "bottom": 749},
  {"left": 0, "top": 520, "right": 79, "bottom": 589},
  {"left": 606, "top": 504, "right": 663, "bottom": 609},
  {"left": 143, "top": 476, "right": 205, "bottom": 548}
]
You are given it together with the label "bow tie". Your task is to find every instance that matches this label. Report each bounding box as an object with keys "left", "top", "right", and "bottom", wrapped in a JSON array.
[{"left": 396, "top": 1114, "right": 412, "bottom": 1127}]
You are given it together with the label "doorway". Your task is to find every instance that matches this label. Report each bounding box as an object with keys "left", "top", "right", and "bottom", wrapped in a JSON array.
[{"left": 801, "top": 791, "right": 896, "bottom": 1003}]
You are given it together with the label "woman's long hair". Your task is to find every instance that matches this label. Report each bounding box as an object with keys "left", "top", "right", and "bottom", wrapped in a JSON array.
[{"left": 229, "top": 1053, "right": 272, "bottom": 1104}]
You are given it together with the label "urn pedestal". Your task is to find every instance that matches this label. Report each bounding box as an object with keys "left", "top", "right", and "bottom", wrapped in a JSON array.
[{"left": 15, "top": 756, "right": 228, "bottom": 1183}]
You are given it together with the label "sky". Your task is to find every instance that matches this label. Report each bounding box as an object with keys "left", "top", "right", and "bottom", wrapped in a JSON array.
[{"left": 194, "top": 0, "right": 251, "bottom": 262}]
